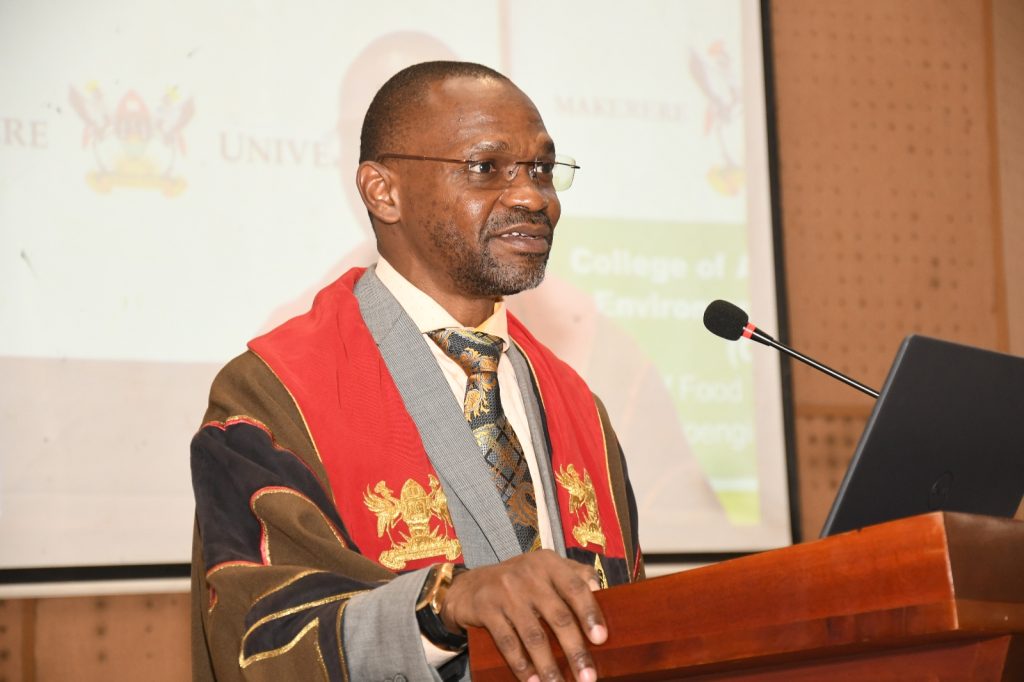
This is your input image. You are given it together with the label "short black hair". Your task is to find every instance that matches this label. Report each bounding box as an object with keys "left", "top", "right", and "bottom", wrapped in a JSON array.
[{"left": 359, "top": 61, "right": 511, "bottom": 163}]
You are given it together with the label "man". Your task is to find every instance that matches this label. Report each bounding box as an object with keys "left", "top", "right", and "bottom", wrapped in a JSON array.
[{"left": 191, "top": 61, "right": 643, "bottom": 682}]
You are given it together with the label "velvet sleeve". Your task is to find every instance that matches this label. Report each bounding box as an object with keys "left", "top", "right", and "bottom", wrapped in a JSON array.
[{"left": 190, "top": 352, "right": 451, "bottom": 681}]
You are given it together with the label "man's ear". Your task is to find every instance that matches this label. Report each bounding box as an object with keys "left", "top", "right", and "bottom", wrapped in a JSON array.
[{"left": 355, "top": 161, "right": 401, "bottom": 225}]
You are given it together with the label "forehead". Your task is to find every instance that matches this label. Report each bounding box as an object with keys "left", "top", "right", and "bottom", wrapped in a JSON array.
[{"left": 414, "top": 76, "right": 553, "bottom": 154}]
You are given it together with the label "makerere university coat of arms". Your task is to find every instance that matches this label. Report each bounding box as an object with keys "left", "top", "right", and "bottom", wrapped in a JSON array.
[
  {"left": 555, "top": 464, "right": 607, "bottom": 549},
  {"left": 363, "top": 474, "right": 461, "bottom": 570}
]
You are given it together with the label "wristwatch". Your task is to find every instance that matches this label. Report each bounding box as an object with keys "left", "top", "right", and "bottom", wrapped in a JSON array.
[{"left": 415, "top": 562, "right": 468, "bottom": 651}]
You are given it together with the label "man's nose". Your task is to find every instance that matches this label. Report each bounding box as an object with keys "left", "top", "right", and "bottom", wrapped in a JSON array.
[{"left": 499, "top": 165, "right": 551, "bottom": 212}]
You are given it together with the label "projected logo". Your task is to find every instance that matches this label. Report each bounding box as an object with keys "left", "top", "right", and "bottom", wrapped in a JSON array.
[
  {"left": 689, "top": 41, "right": 744, "bottom": 197},
  {"left": 69, "top": 83, "right": 195, "bottom": 197}
]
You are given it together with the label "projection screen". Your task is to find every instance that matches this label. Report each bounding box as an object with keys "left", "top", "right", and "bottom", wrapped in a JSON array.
[{"left": 0, "top": 0, "right": 791, "bottom": 578}]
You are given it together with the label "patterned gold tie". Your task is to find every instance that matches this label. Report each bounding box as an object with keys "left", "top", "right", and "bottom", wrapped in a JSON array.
[{"left": 427, "top": 328, "right": 540, "bottom": 553}]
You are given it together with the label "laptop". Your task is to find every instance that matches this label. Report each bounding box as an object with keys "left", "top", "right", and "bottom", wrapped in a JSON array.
[{"left": 820, "top": 334, "right": 1024, "bottom": 537}]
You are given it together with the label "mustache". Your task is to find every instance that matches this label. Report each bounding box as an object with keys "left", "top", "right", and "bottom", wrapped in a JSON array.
[{"left": 484, "top": 211, "right": 553, "bottom": 233}]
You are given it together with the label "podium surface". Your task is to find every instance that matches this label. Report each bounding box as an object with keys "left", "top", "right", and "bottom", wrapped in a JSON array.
[{"left": 468, "top": 512, "right": 1024, "bottom": 680}]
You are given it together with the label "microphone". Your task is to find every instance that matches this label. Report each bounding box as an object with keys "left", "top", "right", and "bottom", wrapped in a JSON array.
[{"left": 703, "top": 300, "right": 880, "bottom": 399}]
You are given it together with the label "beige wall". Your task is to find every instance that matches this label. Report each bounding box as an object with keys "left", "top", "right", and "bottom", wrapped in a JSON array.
[
  {"left": 0, "top": 593, "right": 190, "bottom": 681},
  {"left": 2, "top": 1, "right": 1022, "bottom": 678}
]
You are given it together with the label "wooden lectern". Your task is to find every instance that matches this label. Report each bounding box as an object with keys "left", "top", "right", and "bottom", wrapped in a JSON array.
[{"left": 468, "top": 512, "right": 1024, "bottom": 680}]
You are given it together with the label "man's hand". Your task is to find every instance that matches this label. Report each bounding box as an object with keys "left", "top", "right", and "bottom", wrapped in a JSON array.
[{"left": 439, "top": 550, "right": 606, "bottom": 682}]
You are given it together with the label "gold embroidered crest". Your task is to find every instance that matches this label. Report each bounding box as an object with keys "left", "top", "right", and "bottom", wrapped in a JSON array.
[
  {"left": 555, "top": 464, "right": 606, "bottom": 549},
  {"left": 363, "top": 474, "right": 461, "bottom": 570}
]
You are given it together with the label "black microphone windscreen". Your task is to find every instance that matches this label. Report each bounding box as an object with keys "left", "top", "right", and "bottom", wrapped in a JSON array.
[{"left": 703, "top": 300, "right": 749, "bottom": 341}]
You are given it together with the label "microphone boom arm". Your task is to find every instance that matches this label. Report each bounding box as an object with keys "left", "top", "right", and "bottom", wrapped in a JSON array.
[{"left": 747, "top": 326, "right": 880, "bottom": 399}]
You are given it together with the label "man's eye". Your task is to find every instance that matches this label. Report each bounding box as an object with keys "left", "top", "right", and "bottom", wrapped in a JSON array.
[
  {"left": 534, "top": 161, "right": 555, "bottom": 175},
  {"left": 466, "top": 160, "right": 498, "bottom": 174}
]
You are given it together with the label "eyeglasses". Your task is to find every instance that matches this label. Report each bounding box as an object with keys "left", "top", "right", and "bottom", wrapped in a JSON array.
[{"left": 376, "top": 152, "right": 580, "bottom": 191}]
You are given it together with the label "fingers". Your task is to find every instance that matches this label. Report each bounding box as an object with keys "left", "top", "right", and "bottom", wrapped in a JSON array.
[
  {"left": 504, "top": 602, "right": 564, "bottom": 681},
  {"left": 526, "top": 589, "right": 598, "bottom": 682},
  {"left": 482, "top": 611, "right": 540, "bottom": 682},
  {"left": 443, "top": 551, "right": 606, "bottom": 682},
  {"left": 552, "top": 564, "right": 607, "bottom": 647},
  {"left": 541, "top": 561, "right": 604, "bottom": 681}
]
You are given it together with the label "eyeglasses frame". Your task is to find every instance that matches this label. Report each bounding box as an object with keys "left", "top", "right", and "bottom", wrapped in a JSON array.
[{"left": 375, "top": 152, "right": 580, "bottom": 191}]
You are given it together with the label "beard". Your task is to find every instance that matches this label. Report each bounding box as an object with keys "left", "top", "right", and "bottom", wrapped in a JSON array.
[{"left": 428, "top": 211, "right": 553, "bottom": 297}]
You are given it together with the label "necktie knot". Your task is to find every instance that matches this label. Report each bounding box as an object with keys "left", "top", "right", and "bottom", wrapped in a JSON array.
[{"left": 427, "top": 328, "right": 504, "bottom": 377}]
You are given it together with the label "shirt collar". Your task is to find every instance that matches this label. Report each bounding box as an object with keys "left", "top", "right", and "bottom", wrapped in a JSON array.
[{"left": 373, "top": 258, "right": 510, "bottom": 351}]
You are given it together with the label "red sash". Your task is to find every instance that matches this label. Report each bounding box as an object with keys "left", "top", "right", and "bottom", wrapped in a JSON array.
[{"left": 249, "top": 268, "right": 625, "bottom": 572}]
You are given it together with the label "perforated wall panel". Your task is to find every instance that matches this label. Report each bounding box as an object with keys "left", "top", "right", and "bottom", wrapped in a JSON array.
[{"left": 770, "top": 0, "right": 1013, "bottom": 538}]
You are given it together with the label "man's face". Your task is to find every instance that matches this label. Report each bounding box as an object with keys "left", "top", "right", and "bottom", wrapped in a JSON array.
[{"left": 387, "top": 76, "right": 562, "bottom": 298}]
